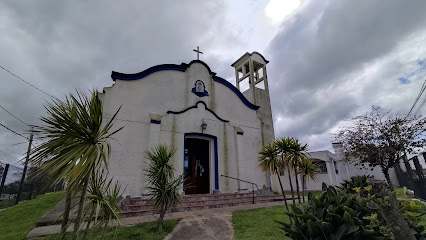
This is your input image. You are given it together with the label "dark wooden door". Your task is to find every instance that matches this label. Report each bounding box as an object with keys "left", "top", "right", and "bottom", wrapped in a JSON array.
[{"left": 184, "top": 138, "right": 210, "bottom": 194}]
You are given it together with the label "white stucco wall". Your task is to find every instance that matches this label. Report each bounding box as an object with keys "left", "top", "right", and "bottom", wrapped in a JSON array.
[
  {"left": 270, "top": 149, "right": 400, "bottom": 193},
  {"left": 101, "top": 61, "right": 272, "bottom": 196}
]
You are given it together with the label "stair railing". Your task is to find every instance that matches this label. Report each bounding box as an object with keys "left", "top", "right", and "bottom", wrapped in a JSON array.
[{"left": 220, "top": 175, "right": 258, "bottom": 204}]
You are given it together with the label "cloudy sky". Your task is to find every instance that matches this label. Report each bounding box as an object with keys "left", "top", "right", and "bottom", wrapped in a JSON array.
[{"left": 1, "top": 0, "right": 426, "bottom": 167}]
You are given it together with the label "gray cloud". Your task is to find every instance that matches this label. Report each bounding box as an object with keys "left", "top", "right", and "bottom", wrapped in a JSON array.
[
  {"left": 1, "top": 0, "right": 425, "bottom": 163},
  {"left": 266, "top": 0, "right": 426, "bottom": 150}
]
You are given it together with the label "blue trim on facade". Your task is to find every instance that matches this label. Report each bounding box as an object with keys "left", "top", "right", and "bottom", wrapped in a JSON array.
[
  {"left": 237, "top": 132, "right": 244, "bottom": 135},
  {"left": 111, "top": 61, "right": 259, "bottom": 110},
  {"left": 150, "top": 120, "right": 161, "bottom": 124},
  {"left": 212, "top": 76, "right": 259, "bottom": 110},
  {"left": 111, "top": 64, "right": 187, "bottom": 81},
  {"left": 184, "top": 133, "right": 219, "bottom": 190}
]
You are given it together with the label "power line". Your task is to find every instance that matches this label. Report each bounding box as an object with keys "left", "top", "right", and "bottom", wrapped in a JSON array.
[
  {"left": 0, "top": 122, "right": 28, "bottom": 140},
  {"left": 408, "top": 79, "right": 426, "bottom": 115},
  {"left": 0, "top": 104, "right": 29, "bottom": 126},
  {"left": 414, "top": 93, "right": 426, "bottom": 116},
  {"left": 0, "top": 160, "right": 23, "bottom": 169},
  {"left": 0, "top": 65, "right": 53, "bottom": 98},
  {"left": 0, "top": 148, "right": 17, "bottom": 162}
]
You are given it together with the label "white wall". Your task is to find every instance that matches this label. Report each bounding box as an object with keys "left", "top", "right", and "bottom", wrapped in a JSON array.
[{"left": 101, "top": 61, "right": 271, "bottom": 196}]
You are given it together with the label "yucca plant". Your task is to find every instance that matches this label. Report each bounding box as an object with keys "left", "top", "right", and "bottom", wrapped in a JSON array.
[
  {"left": 84, "top": 168, "right": 122, "bottom": 240},
  {"left": 29, "top": 90, "right": 122, "bottom": 240},
  {"left": 145, "top": 145, "right": 183, "bottom": 231},
  {"left": 259, "top": 143, "right": 290, "bottom": 212},
  {"left": 297, "top": 158, "right": 319, "bottom": 202}
]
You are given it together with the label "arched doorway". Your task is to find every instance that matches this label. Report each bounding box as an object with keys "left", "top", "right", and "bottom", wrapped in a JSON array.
[{"left": 183, "top": 133, "right": 218, "bottom": 194}]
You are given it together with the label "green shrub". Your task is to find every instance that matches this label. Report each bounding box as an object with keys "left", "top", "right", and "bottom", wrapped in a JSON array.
[
  {"left": 399, "top": 200, "right": 426, "bottom": 238},
  {"left": 340, "top": 175, "right": 373, "bottom": 194},
  {"left": 278, "top": 183, "right": 385, "bottom": 240}
]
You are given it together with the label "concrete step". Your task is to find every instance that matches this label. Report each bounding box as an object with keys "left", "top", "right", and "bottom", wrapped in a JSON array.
[
  {"left": 130, "top": 192, "right": 256, "bottom": 202},
  {"left": 123, "top": 195, "right": 277, "bottom": 210},
  {"left": 121, "top": 194, "right": 285, "bottom": 217}
]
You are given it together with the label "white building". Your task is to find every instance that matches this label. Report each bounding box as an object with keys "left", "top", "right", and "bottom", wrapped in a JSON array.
[
  {"left": 272, "top": 143, "right": 400, "bottom": 192},
  {"left": 101, "top": 52, "right": 275, "bottom": 197}
]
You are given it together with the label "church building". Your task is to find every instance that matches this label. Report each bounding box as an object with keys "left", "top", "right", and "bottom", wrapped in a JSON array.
[{"left": 100, "top": 51, "right": 275, "bottom": 197}]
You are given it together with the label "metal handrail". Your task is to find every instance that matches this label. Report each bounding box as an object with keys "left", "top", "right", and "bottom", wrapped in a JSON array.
[{"left": 220, "top": 175, "right": 258, "bottom": 204}]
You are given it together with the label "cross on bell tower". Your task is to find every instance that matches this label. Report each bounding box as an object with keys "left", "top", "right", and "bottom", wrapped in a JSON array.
[{"left": 193, "top": 46, "right": 203, "bottom": 60}]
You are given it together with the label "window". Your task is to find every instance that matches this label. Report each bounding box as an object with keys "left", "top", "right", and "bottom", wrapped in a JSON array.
[
  {"left": 239, "top": 77, "right": 250, "bottom": 92},
  {"left": 255, "top": 80, "right": 265, "bottom": 90},
  {"left": 314, "top": 161, "right": 328, "bottom": 173}
]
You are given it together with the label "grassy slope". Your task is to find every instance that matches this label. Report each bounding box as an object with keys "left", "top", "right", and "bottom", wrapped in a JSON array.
[
  {"left": 233, "top": 205, "right": 291, "bottom": 240},
  {"left": 35, "top": 220, "right": 179, "bottom": 240},
  {"left": 0, "top": 191, "right": 66, "bottom": 240}
]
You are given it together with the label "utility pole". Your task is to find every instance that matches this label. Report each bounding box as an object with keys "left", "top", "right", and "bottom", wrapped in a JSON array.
[
  {"left": 16, "top": 127, "right": 33, "bottom": 204},
  {"left": 0, "top": 164, "right": 9, "bottom": 195}
]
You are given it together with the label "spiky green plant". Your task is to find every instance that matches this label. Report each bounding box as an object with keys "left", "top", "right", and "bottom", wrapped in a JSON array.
[
  {"left": 145, "top": 145, "right": 183, "bottom": 231},
  {"left": 29, "top": 90, "right": 122, "bottom": 240},
  {"left": 297, "top": 158, "right": 319, "bottom": 202},
  {"left": 84, "top": 168, "right": 122, "bottom": 240},
  {"left": 259, "top": 143, "right": 290, "bottom": 212}
]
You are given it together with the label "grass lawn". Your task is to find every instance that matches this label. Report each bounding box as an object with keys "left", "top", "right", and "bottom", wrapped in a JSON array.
[
  {"left": 0, "top": 198, "right": 15, "bottom": 210},
  {"left": 233, "top": 205, "right": 291, "bottom": 240},
  {"left": 0, "top": 191, "right": 66, "bottom": 240},
  {"left": 395, "top": 187, "right": 413, "bottom": 199},
  {"left": 34, "top": 220, "right": 180, "bottom": 240}
]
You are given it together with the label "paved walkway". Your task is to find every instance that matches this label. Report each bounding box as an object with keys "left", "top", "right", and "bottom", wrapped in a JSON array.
[{"left": 27, "top": 200, "right": 288, "bottom": 239}]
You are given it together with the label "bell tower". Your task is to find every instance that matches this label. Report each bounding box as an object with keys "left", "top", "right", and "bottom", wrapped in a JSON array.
[
  {"left": 231, "top": 52, "right": 270, "bottom": 104},
  {"left": 231, "top": 52, "right": 275, "bottom": 146}
]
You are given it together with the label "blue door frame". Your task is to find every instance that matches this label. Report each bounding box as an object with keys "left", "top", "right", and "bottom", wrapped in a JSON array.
[{"left": 184, "top": 133, "right": 219, "bottom": 190}]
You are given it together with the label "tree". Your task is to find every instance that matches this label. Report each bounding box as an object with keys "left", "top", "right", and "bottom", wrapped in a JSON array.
[
  {"left": 297, "top": 158, "right": 319, "bottom": 202},
  {"left": 336, "top": 106, "right": 426, "bottom": 189},
  {"left": 0, "top": 164, "right": 4, "bottom": 179},
  {"left": 259, "top": 143, "right": 290, "bottom": 212},
  {"left": 275, "top": 137, "right": 296, "bottom": 204},
  {"left": 29, "top": 90, "right": 122, "bottom": 240},
  {"left": 289, "top": 138, "right": 308, "bottom": 203},
  {"left": 145, "top": 145, "right": 183, "bottom": 231}
]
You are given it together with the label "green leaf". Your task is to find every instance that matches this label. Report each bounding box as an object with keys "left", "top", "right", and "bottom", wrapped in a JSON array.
[
  {"left": 347, "top": 225, "right": 359, "bottom": 234},
  {"left": 330, "top": 224, "right": 349, "bottom": 240},
  {"left": 343, "top": 211, "right": 354, "bottom": 225},
  {"left": 343, "top": 206, "right": 356, "bottom": 217}
]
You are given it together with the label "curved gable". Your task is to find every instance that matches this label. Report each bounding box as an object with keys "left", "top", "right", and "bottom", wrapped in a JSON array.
[{"left": 111, "top": 60, "right": 259, "bottom": 110}]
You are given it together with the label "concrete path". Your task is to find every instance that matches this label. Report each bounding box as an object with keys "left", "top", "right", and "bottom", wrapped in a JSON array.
[
  {"left": 164, "top": 213, "right": 233, "bottom": 240},
  {"left": 28, "top": 199, "right": 290, "bottom": 239}
]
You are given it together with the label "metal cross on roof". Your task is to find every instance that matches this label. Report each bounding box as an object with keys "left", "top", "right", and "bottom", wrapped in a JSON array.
[{"left": 193, "top": 46, "right": 203, "bottom": 60}]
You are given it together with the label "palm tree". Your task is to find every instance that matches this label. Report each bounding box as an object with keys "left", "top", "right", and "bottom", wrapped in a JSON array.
[
  {"left": 30, "top": 90, "right": 122, "bottom": 240},
  {"left": 275, "top": 137, "right": 296, "bottom": 204},
  {"left": 259, "top": 143, "right": 290, "bottom": 212},
  {"left": 145, "top": 145, "right": 183, "bottom": 231},
  {"left": 297, "top": 158, "right": 319, "bottom": 202},
  {"left": 289, "top": 138, "right": 309, "bottom": 204}
]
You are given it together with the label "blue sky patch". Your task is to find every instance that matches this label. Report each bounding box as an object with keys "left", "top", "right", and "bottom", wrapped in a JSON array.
[
  {"left": 398, "top": 77, "right": 410, "bottom": 84},
  {"left": 398, "top": 59, "right": 426, "bottom": 84}
]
